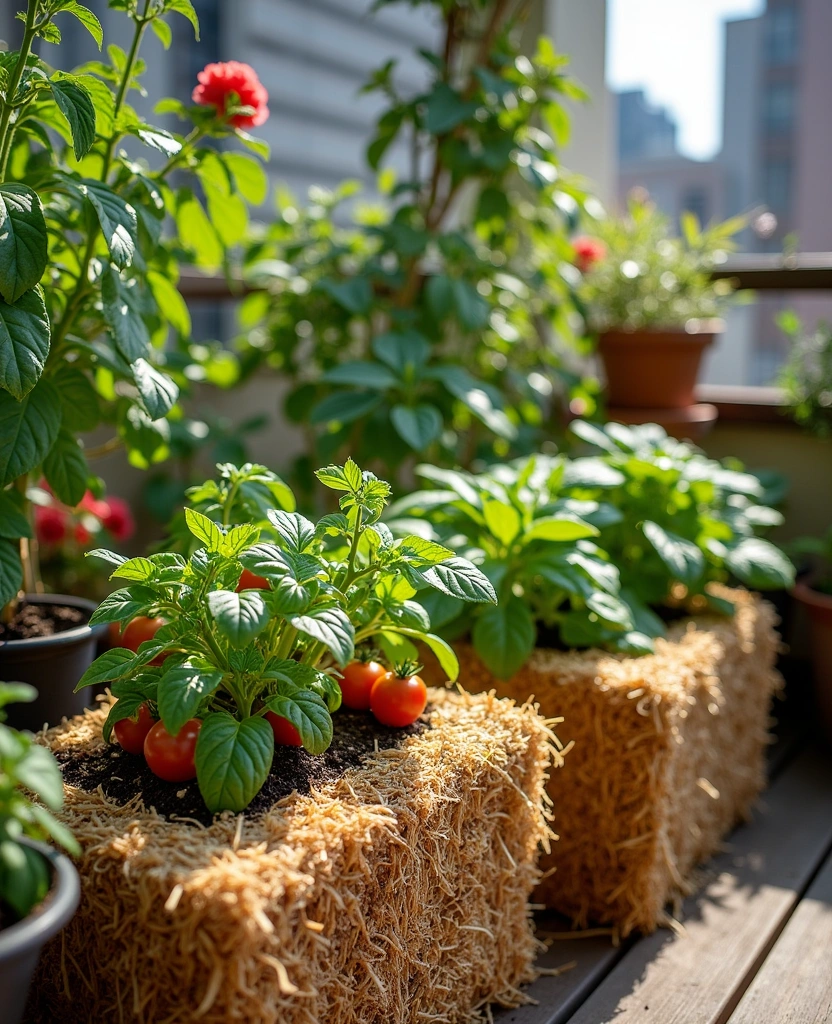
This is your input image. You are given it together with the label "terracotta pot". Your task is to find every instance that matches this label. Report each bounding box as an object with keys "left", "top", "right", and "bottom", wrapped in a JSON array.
[
  {"left": 792, "top": 579, "right": 832, "bottom": 741},
  {"left": 598, "top": 323, "right": 721, "bottom": 409}
]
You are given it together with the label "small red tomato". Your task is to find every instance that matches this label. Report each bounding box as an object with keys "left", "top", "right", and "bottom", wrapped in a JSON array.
[
  {"left": 237, "top": 569, "right": 270, "bottom": 591},
  {"left": 143, "top": 719, "right": 201, "bottom": 782},
  {"left": 113, "top": 703, "right": 155, "bottom": 755},
  {"left": 339, "top": 660, "right": 386, "bottom": 711},
  {"left": 110, "top": 616, "right": 166, "bottom": 653},
  {"left": 370, "top": 666, "right": 428, "bottom": 728},
  {"left": 266, "top": 712, "right": 303, "bottom": 747}
]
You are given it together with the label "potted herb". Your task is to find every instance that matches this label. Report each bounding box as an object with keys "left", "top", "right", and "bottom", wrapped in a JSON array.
[
  {"left": 33, "top": 462, "right": 556, "bottom": 1023},
  {"left": 0, "top": 682, "right": 80, "bottom": 1024},
  {"left": 391, "top": 421, "right": 794, "bottom": 934},
  {"left": 576, "top": 192, "right": 743, "bottom": 424},
  {"left": 0, "top": 0, "right": 269, "bottom": 727},
  {"left": 779, "top": 316, "right": 832, "bottom": 737}
]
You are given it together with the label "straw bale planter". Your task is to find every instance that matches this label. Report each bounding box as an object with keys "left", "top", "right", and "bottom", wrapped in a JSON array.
[
  {"left": 430, "top": 588, "right": 781, "bottom": 936},
  {"left": 29, "top": 689, "right": 557, "bottom": 1024}
]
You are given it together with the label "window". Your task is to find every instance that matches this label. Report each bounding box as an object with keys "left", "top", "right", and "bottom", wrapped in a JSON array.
[
  {"left": 762, "top": 159, "right": 792, "bottom": 212},
  {"left": 762, "top": 82, "right": 796, "bottom": 135},
  {"left": 764, "top": 5, "right": 799, "bottom": 66},
  {"left": 681, "top": 187, "right": 709, "bottom": 226}
]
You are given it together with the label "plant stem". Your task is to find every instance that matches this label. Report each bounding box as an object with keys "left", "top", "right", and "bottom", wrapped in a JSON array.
[
  {"left": 100, "top": 0, "right": 152, "bottom": 176},
  {"left": 274, "top": 624, "right": 297, "bottom": 661},
  {"left": 342, "top": 507, "right": 364, "bottom": 589},
  {"left": 0, "top": 0, "right": 39, "bottom": 181}
]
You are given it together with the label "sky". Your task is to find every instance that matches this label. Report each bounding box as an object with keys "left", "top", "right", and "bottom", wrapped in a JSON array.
[{"left": 606, "top": 0, "right": 766, "bottom": 161}]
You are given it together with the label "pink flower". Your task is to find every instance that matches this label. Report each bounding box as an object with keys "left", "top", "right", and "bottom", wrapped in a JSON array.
[
  {"left": 80, "top": 490, "right": 111, "bottom": 519},
  {"left": 36, "top": 506, "right": 68, "bottom": 545},
  {"left": 102, "top": 496, "right": 135, "bottom": 542},
  {"left": 192, "top": 61, "right": 269, "bottom": 128},
  {"left": 74, "top": 522, "right": 92, "bottom": 546},
  {"left": 572, "top": 236, "right": 606, "bottom": 274}
]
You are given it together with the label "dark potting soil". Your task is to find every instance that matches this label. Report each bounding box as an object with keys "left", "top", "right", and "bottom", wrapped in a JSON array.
[
  {"left": 56, "top": 709, "right": 427, "bottom": 827},
  {"left": 0, "top": 602, "right": 86, "bottom": 641}
]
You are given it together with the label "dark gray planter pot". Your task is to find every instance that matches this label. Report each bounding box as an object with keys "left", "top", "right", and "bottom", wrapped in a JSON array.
[
  {"left": 0, "top": 595, "right": 107, "bottom": 731},
  {"left": 0, "top": 839, "right": 80, "bottom": 1024}
]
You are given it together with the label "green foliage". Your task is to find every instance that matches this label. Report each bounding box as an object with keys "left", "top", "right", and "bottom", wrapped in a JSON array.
[
  {"left": 579, "top": 192, "right": 744, "bottom": 331},
  {"left": 0, "top": 681, "right": 79, "bottom": 922},
  {"left": 778, "top": 314, "right": 832, "bottom": 436},
  {"left": 80, "top": 460, "right": 495, "bottom": 812},
  {"left": 236, "top": 4, "right": 596, "bottom": 489},
  {"left": 0, "top": 0, "right": 268, "bottom": 603},
  {"left": 388, "top": 422, "right": 794, "bottom": 676},
  {"left": 789, "top": 526, "right": 832, "bottom": 595}
]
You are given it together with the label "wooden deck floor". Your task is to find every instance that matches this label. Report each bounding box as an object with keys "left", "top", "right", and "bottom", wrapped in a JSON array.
[{"left": 494, "top": 726, "right": 832, "bottom": 1024}]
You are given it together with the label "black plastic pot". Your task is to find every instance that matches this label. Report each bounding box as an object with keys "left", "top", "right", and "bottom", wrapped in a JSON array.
[
  {"left": 0, "top": 594, "right": 107, "bottom": 731},
  {"left": 0, "top": 839, "right": 80, "bottom": 1024}
]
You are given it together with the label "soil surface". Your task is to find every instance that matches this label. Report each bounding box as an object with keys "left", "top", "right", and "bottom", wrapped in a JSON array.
[
  {"left": 56, "top": 709, "right": 427, "bottom": 827},
  {"left": 0, "top": 602, "right": 86, "bottom": 641}
]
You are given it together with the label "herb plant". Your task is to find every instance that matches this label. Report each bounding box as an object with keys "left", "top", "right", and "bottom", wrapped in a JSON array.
[
  {"left": 0, "top": 0, "right": 269, "bottom": 605},
  {"left": 566, "top": 420, "right": 795, "bottom": 606},
  {"left": 237, "top": 0, "right": 596, "bottom": 490},
  {"left": 778, "top": 313, "right": 832, "bottom": 436},
  {"left": 77, "top": 460, "right": 496, "bottom": 813},
  {"left": 0, "top": 682, "right": 79, "bottom": 922},
  {"left": 578, "top": 191, "right": 743, "bottom": 332}
]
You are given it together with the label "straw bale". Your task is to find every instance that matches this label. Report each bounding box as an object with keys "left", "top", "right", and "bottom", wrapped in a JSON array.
[
  {"left": 29, "top": 688, "right": 558, "bottom": 1024},
  {"left": 431, "top": 588, "right": 781, "bottom": 936}
]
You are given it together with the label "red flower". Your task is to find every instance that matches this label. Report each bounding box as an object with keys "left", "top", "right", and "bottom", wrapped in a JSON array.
[
  {"left": 572, "top": 236, "right": 606, "bottom": 274},
  {"left": 192, "top": 61, "right": 269, "bottom": 129},
  {"left": 36, "top": 506, "right": 68, "bottom": 545},
  {"left": 74, "top": 522, "right": 92, "bottom": 546},
  {"left": 80, "top": 490, "right": 111, "bottom": 520},
  {"left": 102, "top": 496, "right": 135, "bottom": 542}
]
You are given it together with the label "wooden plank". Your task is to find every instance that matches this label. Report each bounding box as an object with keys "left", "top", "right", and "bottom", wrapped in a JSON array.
[
  {"left": 492, "top": 918, "right": 626, "bottom": 1024},
  {"left": 562, "top": 747, "right": 832, "bottom": 1024},
  {"left": 727, "top": 848, "right": 832, "bottom": 1024},
  {"left": 711, "top": 252, "right": 832, "bottom": 290}
]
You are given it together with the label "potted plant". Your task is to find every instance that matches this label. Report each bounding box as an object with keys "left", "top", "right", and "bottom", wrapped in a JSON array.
[
  {"left": 778, "top": 315, "right": 832, "bottom": 737},
  {"left": 0, "top": 682, "right": 80, "bottom": 1024},
  {"left": 576, "top": 192, "right": 743, "bottom": 432},
  {"left": 32, "top": 460, "right": 557, "bottom": 1023},
  {"left": 0, "top": 0, "right": 269, "bottom": 727},
  {"left": 235, "top": 0, "right": 597, "bottom": 496},
  {"left": 391, "top": 420, "right": 795, "bottom": 934}
]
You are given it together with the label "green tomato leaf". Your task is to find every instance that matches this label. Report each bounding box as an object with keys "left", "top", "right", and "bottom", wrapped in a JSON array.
[
  {"left": 419, "top": 557, "right": 497, "bottom": 604},
  {"left": 0, "top": 184, "right": 48, "bottom": 304},
  {"left": 266, "top": 510, "right": 316, "bottom": 553},
  {"left": 586, "top": 592, "right": 633, "bottom": 630},
  {"left": 524, "top": 516, "right": 599, "bottom": 543},
  {"left": 101, "top": 267, "right": 149, "bottom": 363},
  {"left": 166, "top": 0, "right": 200, "bottom": 39},
  {"left": 483, "top": 500, "right": 521, "bottom": 546},
  {"left": 195, "top": 713, "right": 273, "bottom": 814},
  {"left": 110, "top": 556, "right": 156, "bottom": 583},
  {"left": 289, "top": 606, "right": 355, "bottom": 667},
  {"left": 0, "top": 489, "right": 31, "bottom": 539},
  {"left": 157, "top": 664, "right": 222, "bottom": 736},
  {"left": 43, "top": 428, "right": 88, "bottom": 507},
  {"left": 0, "top": 287, "right": 50, "bottom": 400},
  {"left": 102, "top": 693, "right": 147, "bottom": 742},
  {"left": 0, "top": 379, "right": 61, "bottom": 487},
  {"left": 390, "top": 403, "right": 443, "bottom": 451},
  {"left": 471, "top": 597, "right": 535, "bottom": 679},
  {"left": 310, "top": 391, "right": 381, "bottom": 426},
  {"left": 50, "top": 74, "right": 96, "bottom": 159},
  {"left": 176, "top": 192, "right": 222, "bottom": 271},
  {"left": 131, "top": 357, "right": 179, "bottom": 420},
  {"left": 89, "top": 586, "right": 156, "bottom": 627},
  {"left": 57, "top": 2, "right": 103, "bottom": 46},
  {"left": 264, "top": 685, "right": 333, "bottom": 754},
  {"left": 642, "top": 521, "right": 705, "bottom": 586},
  {"left": 75, "top": 648, "right": 136, "bottom": 692},
  {"left": 77, "top": 180, "right": 136, "bottom": 269},
  {"left": 223, "top": 153, "right": 267, "bottom": 204},
  {"left": 52, "top": 365, "right": 98, "bottom": 432},
  {"left": 183, "top": 508, "right": 224, "bottom": 552},
  {"left": 322, "top": 361, "right": 398, "bottom": 389},
  {"left": 15, "top": 742, "right": 65, "bottom": 810},
  {"left": 207, "top": 590, "right": 269, "bottom": 648},
  {"left": 725, "top": 538, "right": 795, "bottom": 590}
]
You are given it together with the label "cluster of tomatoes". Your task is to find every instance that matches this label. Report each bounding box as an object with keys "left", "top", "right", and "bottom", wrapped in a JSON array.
[{"left": 107, "top": 605, "right": 428, "bottom": 783}]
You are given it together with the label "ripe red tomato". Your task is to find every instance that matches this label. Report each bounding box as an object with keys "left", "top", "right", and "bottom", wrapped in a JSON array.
[
  {"left": 266, "top": 712, "right": 303, "bottom": 747},
  {"left": 339, "top": 660, "right": 386, "bottom": 711},
  {"left": 110, "top": 616, "right": 166, "bottom": 656},
  {"left": 143, "top": 719, "right": 201, "bottom": 782},
  {"left": 237, "top": 569, "right": 270, "bottom": 591},
  {"left": 113, "top": 703, "right": 155, "bottom": 755},
  {"left": 370, "top": 668, "right": 428, "bottom": 728}
]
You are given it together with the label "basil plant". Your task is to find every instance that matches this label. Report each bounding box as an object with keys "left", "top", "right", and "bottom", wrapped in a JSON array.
[{"left": 76, "top": 460, "right": 496, "bottom": 813}]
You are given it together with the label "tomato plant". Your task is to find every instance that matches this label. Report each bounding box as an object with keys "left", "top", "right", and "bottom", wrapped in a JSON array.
[
  {"left": 370, "top": 663, "right": 428, "bottom": 728},
  {"left": 144, "top": 719, "right": 201, "bottom": 783},
  {"left": 113, "top": 703, "right": 156, "bottom": 755},
  {"left": 78, "top": 460, "right": 496, "bottom": 813},
  {"left": 339, "top": 657, "right": 387, "bottom": 711},
  {"left": 266, "top": 712, "right": 303, "bottom": 747}
]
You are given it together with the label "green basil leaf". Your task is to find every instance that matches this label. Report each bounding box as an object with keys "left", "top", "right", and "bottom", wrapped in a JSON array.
[
  {"left": 183, "top": 508, "right": 224, "bottom": 552},
  {"left": 289, "top": 606, "right": 354, "bottom": 667},
  {"left": 266, "top": 510, "right": 316, "bottom": 553},
  {"left": 101, "top": 267, "right": 149, "bottom": 362},
  {"left": 195, "top": 713, "right": 274, "bottom": 813},
  {"left": 110, "top": 556, "right": 156, "bottom": 583},
  {"left": 75, "top": 647, "right": 136, "bottom": 692},
  {"left": 390, "top": 403, "right": 442, "bottom": 451},
  {"left": 15, "top": 743, "right": 64, "bottom": 810},
  {"left": 89, "top": 586, "right": 156, "bottom": 627},
  {"left": 0, "top": 287, "right": 50, "bottom": 400},
  {"left": 157, "top": 664, "right": 222, "bottom": 736},
  {"left": 207, "top": 590, "right": 269, "bottom": 648},
  {"left": 524, "top": 516, "right": 599, "bottom": 543},
  {"left": 0, "top": 184, "right": 47, "bottom": 305},
  {"left": 79, "top": 180, "right": 136, "bottom": 269},
  {"left": 482, "top": 500, "right": 521, "bottom": 546},
  {"left": 264, "top": 685, "right": 333, "bottom": 754},
  {"left": 131, "top": 357, "right": 179, "bottom": 419},
  {"left": 725, "top": 538, "right": 795, "bottom": 590},
  {"left": 50, "top": 74, "right": 96, "bottom": 160},
  {"left": 642, "top": 521, "right": 705, "bottom": 586},
  {"left": 322, "top": 361, "right": 398, "bottom": 389},
  {"left": 58, "top": 2, "right": 103, "bottom": 48},
  {"left": 419, "top": 557, "right": 497, "bottom": 604},
  {"left": 471, "top": 596, "right": 535, "bottom": 679}
]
